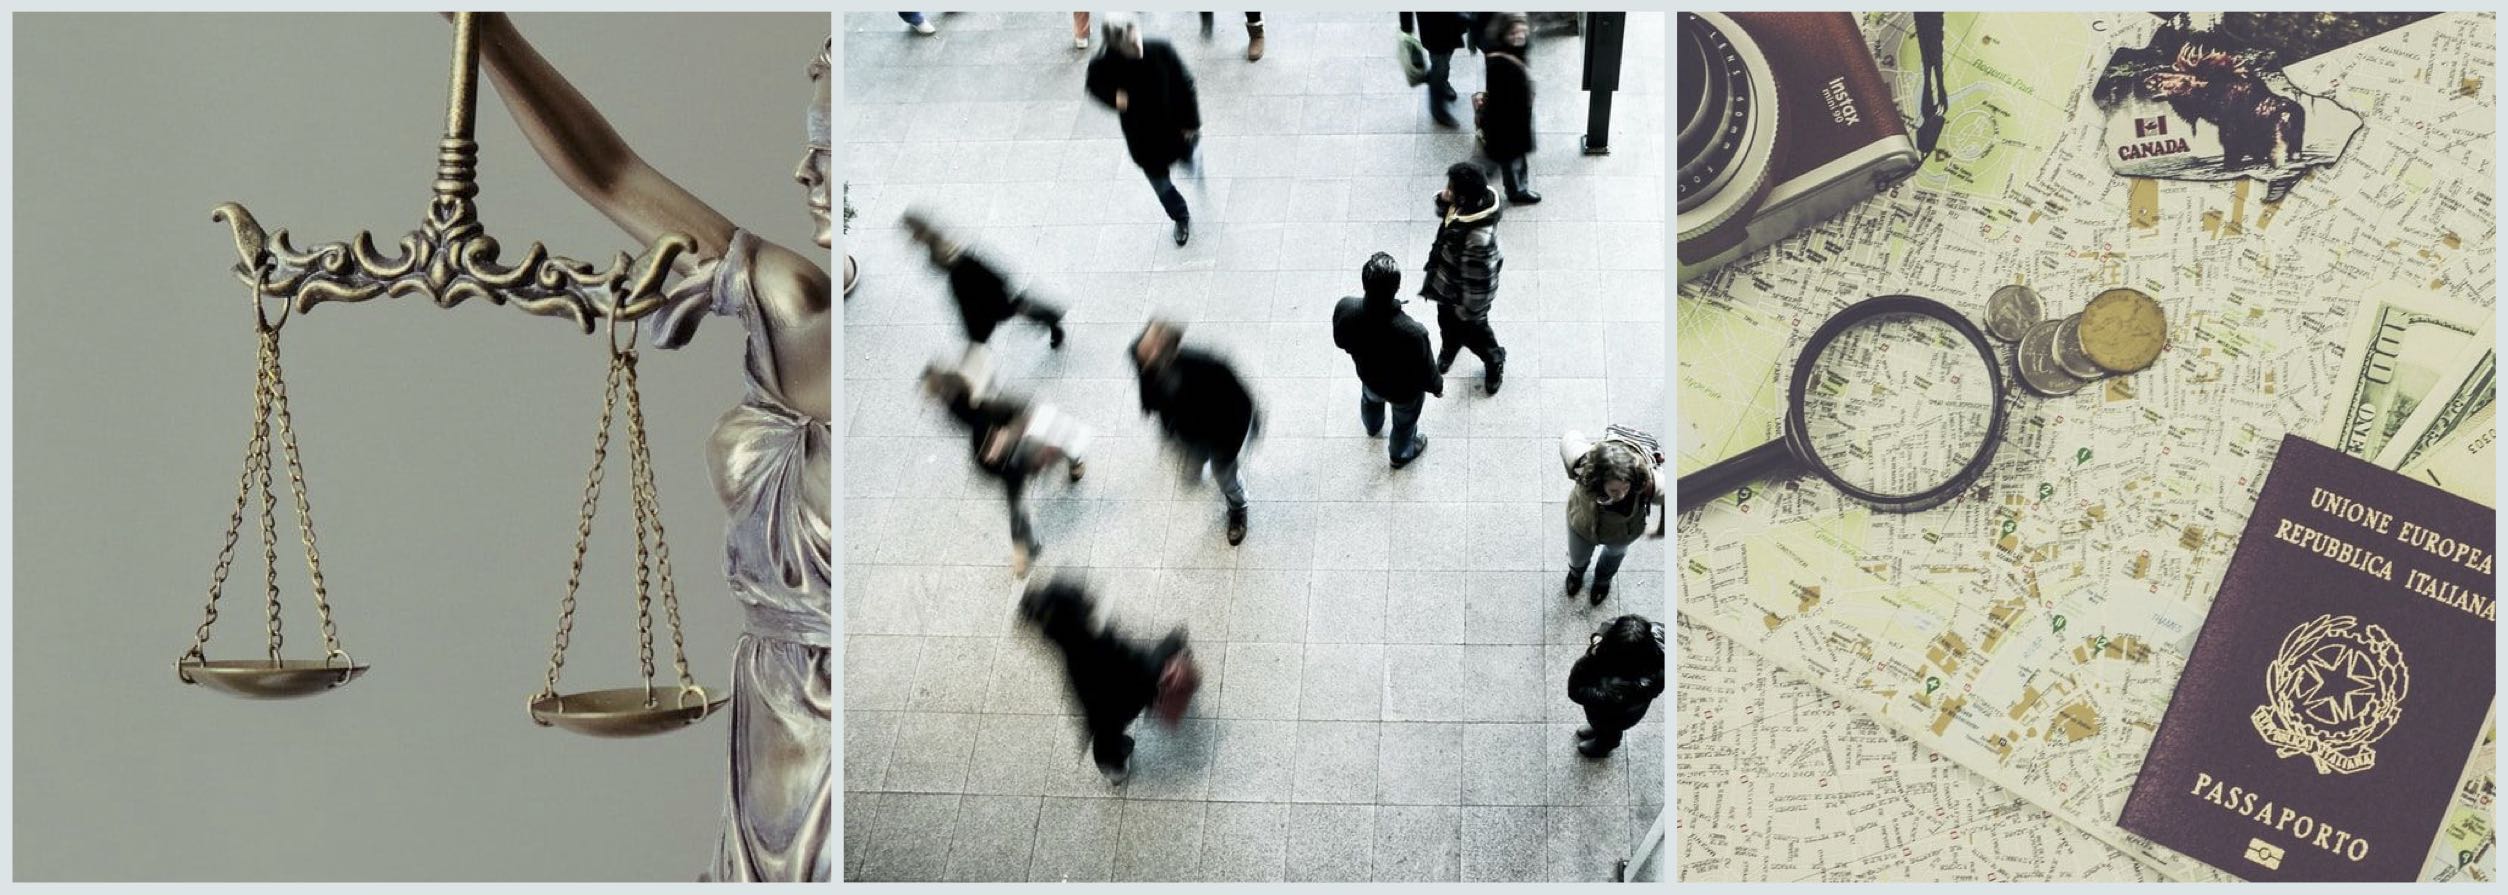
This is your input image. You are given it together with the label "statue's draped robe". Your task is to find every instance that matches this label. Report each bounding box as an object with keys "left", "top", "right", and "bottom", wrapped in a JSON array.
[{"left": 660, "top": 230, "right": 831, "bottom": 883}]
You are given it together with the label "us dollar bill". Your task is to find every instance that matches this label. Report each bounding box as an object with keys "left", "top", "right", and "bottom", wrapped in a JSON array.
[
  {"left": 2397, "top": 400, "right": 2496, "bottom": 508},
  {"left": 2317, "top": 284, "right": 2490, "bottom": 461},
  {"left": 2376, "top": 315, "right": 2495, "bottom": 471}
]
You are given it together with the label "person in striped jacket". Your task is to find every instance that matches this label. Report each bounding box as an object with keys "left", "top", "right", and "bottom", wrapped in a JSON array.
[{"left": 1420, "top": 163, "right": 1508, "bottom": 394}]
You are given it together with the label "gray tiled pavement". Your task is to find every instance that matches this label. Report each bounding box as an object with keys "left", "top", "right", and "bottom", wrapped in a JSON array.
[{"left": 841, "top": 10, "right": 1666, "bottom": 883}]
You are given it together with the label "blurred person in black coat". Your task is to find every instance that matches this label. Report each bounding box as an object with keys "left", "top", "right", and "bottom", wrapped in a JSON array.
[
  {"left": 921, "top": 360, "right": 1090, "bottom": 577},
  {"left": 1401, "top": 11, "right": 1476, "bottom": 127},
  {"left": 1479, "top": 12, "right": 1541, "bottom": 204},
  {"left": 1018, "top": 576, "right": 1197, "bottom": 784},
  {"left": 902, "top": 211, "right": 1067, "bottom": 354},
  {"left": 1131, "top": 318, "right": 1260, "bottom": 545}
]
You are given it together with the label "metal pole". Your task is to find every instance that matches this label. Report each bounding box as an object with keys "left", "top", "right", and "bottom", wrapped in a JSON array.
[{"left": 1581, "top": 11, "right": 1626, "bottom": 156}]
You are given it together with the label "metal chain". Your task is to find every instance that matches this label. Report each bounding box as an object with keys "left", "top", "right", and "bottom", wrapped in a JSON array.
[
  {"left": 256, "top": 329, "right": 286, "bottom": 664},
  {"left": 620, "top": 351, "right": 660, "bottom": 702},
  {"left": 624, "top": 358, "right": 696, "bottom": 690},
  {"left": 264, "top": 329, "right": 344, "bottom": 658},
  {"left": 619, "top": 354, "right": 697, "bottom": 693},
  {"left": 539, "top": 351, "right": 625, "bottom": 700},
  {"left": 185, "top": 330, "right": 277, "bottom": 665}
]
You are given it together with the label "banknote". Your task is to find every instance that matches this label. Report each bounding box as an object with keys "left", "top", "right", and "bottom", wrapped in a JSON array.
[
  {"left": 2423, "top": 711, "right": 2498, "bottom": 883},
  {"left": 2318, "top": 284, "right": 2490, "bottom": 461},
  {"left": 2396, "top": 400, "right": 2496, "bottom": 508},
  {"left": 2377, "top": 315, "right": 2496, "bottom": 471}
]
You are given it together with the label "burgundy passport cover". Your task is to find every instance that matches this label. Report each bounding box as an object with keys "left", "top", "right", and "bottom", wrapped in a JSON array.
[{"left": 2119, "top": 435, "right": 2495, "bottom": 881}]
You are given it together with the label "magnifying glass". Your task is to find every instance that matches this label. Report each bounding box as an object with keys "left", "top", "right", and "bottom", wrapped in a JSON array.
[{"left": 1680, "top": 294, "right": 2007, "bottom": 514}]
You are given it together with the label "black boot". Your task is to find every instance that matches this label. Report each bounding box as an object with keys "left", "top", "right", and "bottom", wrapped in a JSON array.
[
  {"left": 1225, "top": 506, "right": 1248, "bottom": 546},
  {"left": 1437, "top": 344, "right": 1459, "bottom": 374},
  {"left": 1484, "top": 349, "right": 1505, "bottom": 395},
  {"left": 1564, "top": 569, "right": 1584, "bottom": 598},
  {"left": 1174, "top": 219, "right": 1191, "bottom": 247}
]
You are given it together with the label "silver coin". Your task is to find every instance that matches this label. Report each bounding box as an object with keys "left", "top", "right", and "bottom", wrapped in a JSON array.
[
  {"left": 2015, "top": 319, "right": 2085, "bottom": 397},
  {"left": 1984, "top": 284, "right": 2043, "bottom": 343},
  {"left": 2053, "top": 313, "right": 2107, "bottom": 380}
]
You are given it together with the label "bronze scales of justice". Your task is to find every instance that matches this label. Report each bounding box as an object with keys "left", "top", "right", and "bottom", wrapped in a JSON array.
[{"left": 172, "top": 13, "right": 728, "bottom": 737}]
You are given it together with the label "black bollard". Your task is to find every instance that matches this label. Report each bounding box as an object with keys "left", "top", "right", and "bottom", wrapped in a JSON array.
[{"left": 1580, "top": 11, "right": 1627, "bottom": 156}]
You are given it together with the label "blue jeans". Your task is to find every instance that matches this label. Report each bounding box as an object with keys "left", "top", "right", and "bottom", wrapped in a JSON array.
[
  {"left": 1144, "top": 167, "right": 1190, "bottom": 223},
  {"left": 1567, "top": 528, "right": 1628, "bottom": 587},
  {"left": 1185, "top": 447, "right": 1249, "bottom": 511},
  {"left": 1359, "top": 386, "right": 1425, "bottom": 462}
]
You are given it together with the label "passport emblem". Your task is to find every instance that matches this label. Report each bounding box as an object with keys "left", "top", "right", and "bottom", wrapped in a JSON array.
[
  {"left": 2245, "top": 838, "right": 2287, "bottom": 869},
  {"left": 2250, "top": 613, "right": 2410, "bottom": 775}
]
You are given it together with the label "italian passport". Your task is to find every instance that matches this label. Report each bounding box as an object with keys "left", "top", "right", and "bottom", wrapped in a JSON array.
[{"left": 2120, "top": 435, "right": 2495, "bottom": 880}]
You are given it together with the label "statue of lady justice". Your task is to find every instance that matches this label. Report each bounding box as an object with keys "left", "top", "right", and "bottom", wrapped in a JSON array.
[{"left": 465, "top": 14, "right": 831, "bottom": 881}]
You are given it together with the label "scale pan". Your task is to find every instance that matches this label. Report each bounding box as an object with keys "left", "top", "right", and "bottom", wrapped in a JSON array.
[
  {"left": 529, "top": 686, "right": 728, "bottom": 737},
  {"left": 177, "top": 658, "right": 368, "bottom": 699}
]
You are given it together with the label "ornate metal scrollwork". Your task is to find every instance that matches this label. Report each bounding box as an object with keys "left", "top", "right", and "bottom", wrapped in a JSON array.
[{"left": 213, "top": 13, "right": 692, "bottom": 334}]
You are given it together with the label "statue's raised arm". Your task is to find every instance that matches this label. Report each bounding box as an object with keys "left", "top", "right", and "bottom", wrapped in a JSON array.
[{"left": 465, "top": 12, "right": 831, "bottom": 422}]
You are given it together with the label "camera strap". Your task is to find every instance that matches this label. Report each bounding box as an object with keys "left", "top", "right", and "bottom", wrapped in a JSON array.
[{"left": 1914, "top": 12, "right": 1949, "bottom": 160}]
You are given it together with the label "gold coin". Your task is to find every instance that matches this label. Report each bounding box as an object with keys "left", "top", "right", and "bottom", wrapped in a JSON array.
[{"left": 2078, "top": 288, "right": 2166, "bottom": 373}]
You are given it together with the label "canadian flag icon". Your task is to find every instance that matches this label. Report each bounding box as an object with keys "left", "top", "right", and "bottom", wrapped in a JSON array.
[{"left": 2135, "top": 116, "right": 2170, "bottom": 138}]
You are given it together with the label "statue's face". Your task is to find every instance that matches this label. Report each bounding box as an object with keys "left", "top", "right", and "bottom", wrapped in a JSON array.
[{"left": 798, "top": 75, "right": 834, "bottom": 249}]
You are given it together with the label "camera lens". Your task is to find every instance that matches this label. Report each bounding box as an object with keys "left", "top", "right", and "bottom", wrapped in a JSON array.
[{"left": 1676, "top": 12, "right": 1758, "bottom": 213}]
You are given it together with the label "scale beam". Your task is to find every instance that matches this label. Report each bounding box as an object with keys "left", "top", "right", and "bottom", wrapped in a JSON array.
[{"left": 212, "top": 12, "right": 692, "bottom": 334}]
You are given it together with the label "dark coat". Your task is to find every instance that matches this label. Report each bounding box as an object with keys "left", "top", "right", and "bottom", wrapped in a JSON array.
[
  {"left": 941, "top": 390, "right": 1028, "bottom": 487},
  {"left": 1420, "top": 190, "right": 1505, "bottom": 319},
  {"left": 1022, "top": 583, "right": 1186, "bottom": 754},
  {"left": 1480, "top": 50, "right": 1536, "bottom": 160},
  {"left": 1414, "top": 11, "right": 1472, "bottom": 54},
  {"left": 1332, "top": 294, "right": 1440, "bottom": 404},
  {"left": 945, "top": 252, "right": 1019, "bottom": 344},
  {"left": 1137, "top": 347, "right": 1259, "bottom": 462},
  {"left": 1567, "top": 652, "right": 1665, "bottom": 726},
  {"left": 1085, "top": 40, "right": 1202, "bottom": 170}
]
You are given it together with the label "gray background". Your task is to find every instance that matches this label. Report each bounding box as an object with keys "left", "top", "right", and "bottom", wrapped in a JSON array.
[{"left": 14, "top": 12, "right": 825, "bottom": 882}]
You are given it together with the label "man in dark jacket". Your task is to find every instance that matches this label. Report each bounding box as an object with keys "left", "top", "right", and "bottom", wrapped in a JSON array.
[
  {"left": 1333, "top": 252, "right": 1442, "bottom": 467},
  {"left": 1421, "top": 163, "right": 1509, "bottom": 394},
  {"left": 1567, "top": 614, "right": 1665, "bottom": 758},
  {"left": 1132, "top": 318, "right": 1259, "bottom": 545},
  {"left": 1401, "top": 12, "right": 1475, "bottom": 127},
  {"left": 1085, "top": 15, "right": 1204, "bottom": 247},
  {"left": 1018, "top": 576, "right": 1192, "bottom": 784},
  {"left": 902, "top": 211, "right": 1066, "bottom": 351},
  {"left": 1480, "top": 12, "right": 1540, "bottom": 204}
]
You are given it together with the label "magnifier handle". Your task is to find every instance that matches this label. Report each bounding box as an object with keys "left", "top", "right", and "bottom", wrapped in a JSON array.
[{"left": 1676, "top": 437, "right": 1794, "bottom": 514}]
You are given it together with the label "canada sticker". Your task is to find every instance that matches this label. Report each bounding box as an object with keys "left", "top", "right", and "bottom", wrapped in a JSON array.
[{"left": 2093, "top": 13, "right": 2364, "bottom": 202}]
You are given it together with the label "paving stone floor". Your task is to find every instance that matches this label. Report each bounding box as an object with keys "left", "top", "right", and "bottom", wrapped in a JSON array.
[{"left": 840, "top": 10, "right": 1667, "bottom": 883}]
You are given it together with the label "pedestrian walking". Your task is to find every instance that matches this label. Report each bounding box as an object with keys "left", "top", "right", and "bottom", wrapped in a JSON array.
[
  {"left": 1400, "top": 12, "right": 1474, "bottom": 127},
  {"left": 1479, "top": 12, "right": 1540, "bottom": 204},
  {"left": 1071, "top": 12, "right": 1092, "bottom": 49},
  {"left": 901, "top": 211, "right": 1068, "bottom": 353},
  {"left": 1017, "top": 576, "right": 1200, "bottom": 784},
  {"left": 898, "top": 12, "right": 935, "bottom": 35},
  {"left": 1559, "top": 427, "right": 1664, "bottom": 603},
  {"left": 1086, "top": 15, "right": 1204, "bottom": 246},
  {"left": 1420, "top": 163, "right": 1508, "bottom": 394},
  {"left": 1131, "top": 319, "right": 1260, "bottom": 545},
  {"left": 1333, "top": 252, "right": 1441, "bottom": 467},
  {"left": 1199, "top": 11, "right": 1266, "bottom": 61},
  {"left": 1567, "top": 615, "right": 1665, "bottom": 758},
  {"left": 922, "top": 360, "right": 1091, "bottom": 577}
]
